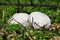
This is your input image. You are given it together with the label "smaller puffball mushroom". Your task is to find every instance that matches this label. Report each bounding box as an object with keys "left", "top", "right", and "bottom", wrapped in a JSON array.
[
  {"left": 8, "top": 13, "right": 29, "bottom": 26},
  {"left": 28, "top": 12, "right": 51, "bottom": 29}
]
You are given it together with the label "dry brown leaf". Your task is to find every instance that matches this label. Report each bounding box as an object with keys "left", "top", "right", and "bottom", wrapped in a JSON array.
[{"left": 49, "top": 36, "right": 60, "bottom": 40}]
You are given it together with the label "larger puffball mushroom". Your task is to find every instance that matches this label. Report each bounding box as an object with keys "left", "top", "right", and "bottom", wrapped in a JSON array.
[
  {"left": 28, "top": 12, "right": 51, "bottom": 29},
  {"left": 8, "top": 13, "right": 29, "bottom": 26}
]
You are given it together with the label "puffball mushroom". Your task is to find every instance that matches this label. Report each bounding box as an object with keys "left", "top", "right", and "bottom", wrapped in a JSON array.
[
  {"left": 28, "top": 12, "right": 51, "bottom": 29},
  {"left": 8, "top": 13, "right": 29, "bottom": 26}
]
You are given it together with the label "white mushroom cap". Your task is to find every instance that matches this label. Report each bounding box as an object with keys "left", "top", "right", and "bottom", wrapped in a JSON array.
[
  {"left": 8, "top": 13, "right": 29, "bottom": 26},
  {"left": 28, "top": 12, "right": 51, "bottom": 29}
]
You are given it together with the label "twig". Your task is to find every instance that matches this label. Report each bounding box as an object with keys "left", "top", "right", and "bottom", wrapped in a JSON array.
[{"left": 25, "top": 32, "right": 33, "bottom": 40}]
